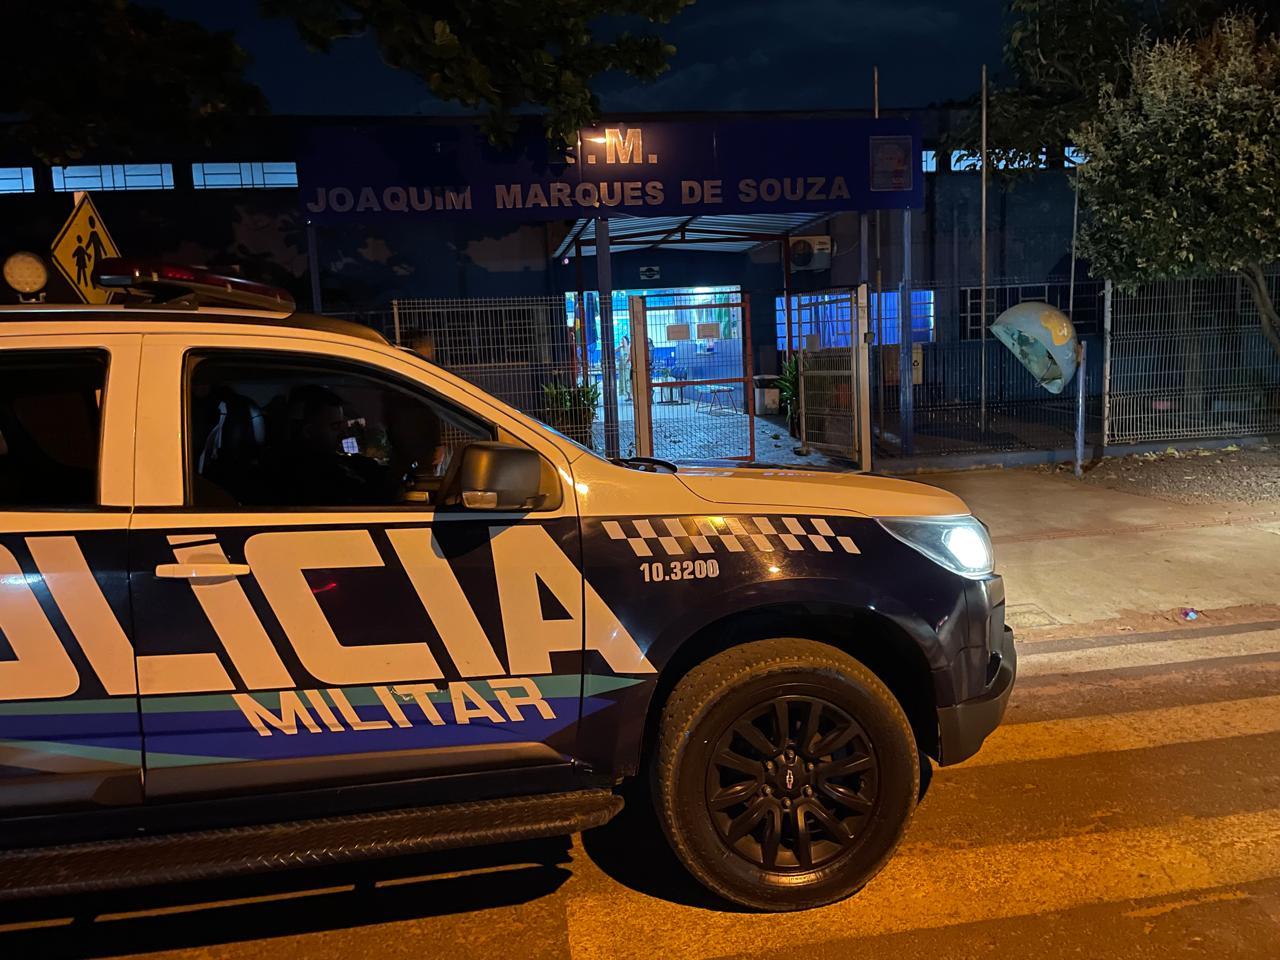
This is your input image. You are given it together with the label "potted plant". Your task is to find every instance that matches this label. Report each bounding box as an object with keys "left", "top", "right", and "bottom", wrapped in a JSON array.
[
  {"left": 777, "top": 355, "right": 800, "bottom": 437},
  {"left": 542, "top": 379, "right": 601, "bottom": 448}
]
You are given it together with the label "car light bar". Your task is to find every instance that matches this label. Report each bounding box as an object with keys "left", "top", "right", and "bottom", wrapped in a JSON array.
[{"left": 92, "top": 258, "right": 296, "bottom": 312}]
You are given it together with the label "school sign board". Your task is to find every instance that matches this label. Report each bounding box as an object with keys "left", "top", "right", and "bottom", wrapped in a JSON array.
[
  {"left": 298, "top": 118, "right": 923, "bottom": 222},
  {"left": 50, "top": 194, "right": 120, "bottom": 303}
]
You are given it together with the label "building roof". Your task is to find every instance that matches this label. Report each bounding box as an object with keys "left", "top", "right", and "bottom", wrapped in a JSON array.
[{"left": 553, "top": 211, "right": 836, "bottom": 259}]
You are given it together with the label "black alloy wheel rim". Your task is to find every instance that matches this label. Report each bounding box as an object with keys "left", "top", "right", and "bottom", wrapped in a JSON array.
[{"left": 705, "top": 694, "right": 879, "bottom": 872}]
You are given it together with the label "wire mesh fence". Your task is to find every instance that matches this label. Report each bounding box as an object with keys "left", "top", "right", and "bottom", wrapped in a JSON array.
[
  {"left": 325, "top": 268, "right": 1277, "bottom": 468},
  {"left": 382, "top": 297, "right": 587, "bottom": 439},
  {"left": 872, "top": 337, "right": 1105, "bottom": 456},
  {"left": 333, "top": 293, "right": 756, "bottom": 460},
  {"left": 869, "top": 277, "right": 1106, "bottom": 457},
  {"left": 1106, "top": 273, "right": 1280, "bottom": 444}
]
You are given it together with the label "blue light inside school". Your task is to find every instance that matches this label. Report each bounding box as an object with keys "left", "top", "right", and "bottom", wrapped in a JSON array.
[
  {"left": 0, "top": 167, "right": 35, "bottom": 194},
  {"left": 948, "top": 151, "right": 1048, "bottom": 172},
  {"left": 775, "top": 290, "right": 934, "bottom": 351},
  {"left": 192, "top": 162, "right": 299, "bottom": 189},
  {"left": 876, "top": 290, "right": 936, "bottom": 344},
  {"left": 52, "top": 164, "right": 174, "bottom": 191},
  {"left": 566, "top": 286, "right": 741, "bottom": 364},
  {"left": 1064, "top": 147, "right": 1089, "bottom": 167}
]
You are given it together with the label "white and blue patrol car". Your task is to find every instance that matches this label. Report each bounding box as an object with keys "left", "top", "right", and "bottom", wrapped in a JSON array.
[{"left": 0, "top": 261, "right": 1013, "bottom": 911}]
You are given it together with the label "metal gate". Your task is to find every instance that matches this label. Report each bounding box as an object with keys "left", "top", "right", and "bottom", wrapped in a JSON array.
[
  {"left": 794, "top": 286, "right": 872, "bottom": 470},
  {"left": 628, "top": 293, "right": 755, "bottom": 461}
]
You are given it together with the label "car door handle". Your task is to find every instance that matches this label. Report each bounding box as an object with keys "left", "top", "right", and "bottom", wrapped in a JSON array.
[{"left": 154, "top": 563, "right": 251, "bottom": 580}]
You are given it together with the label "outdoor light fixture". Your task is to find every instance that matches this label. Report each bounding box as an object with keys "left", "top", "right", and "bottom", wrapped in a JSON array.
[
  {"left": 3, "top": 251, "right": 48, "bottom": 301},
  {"left": 879, "top": 516, "right": 994, "bottom": 578}
]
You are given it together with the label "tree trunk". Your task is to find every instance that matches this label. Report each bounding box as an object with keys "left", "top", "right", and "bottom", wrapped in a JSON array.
[{"left": 1240, "top": 263, "right": 1280, "bottom": 360}]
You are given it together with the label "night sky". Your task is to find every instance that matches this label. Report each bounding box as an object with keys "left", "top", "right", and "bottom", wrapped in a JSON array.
[{"left": 158, "top": 0, "right": 1005, "bottom": 116}]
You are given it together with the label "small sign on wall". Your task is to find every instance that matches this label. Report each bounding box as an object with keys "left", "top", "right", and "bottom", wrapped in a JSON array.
[
  {"left": 696, "top": 321, "right": 720, "bottom": 340},
  {"left": 639, "top": 265, "right": 661, "bottom": 281},
  {"left": 666, "top": 324, "right": 691, "bottom": 340}
]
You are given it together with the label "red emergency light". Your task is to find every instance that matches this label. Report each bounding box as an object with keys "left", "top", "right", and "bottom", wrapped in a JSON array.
[{"left": 92, "top": 258, "right": 296, "bottom": 312}]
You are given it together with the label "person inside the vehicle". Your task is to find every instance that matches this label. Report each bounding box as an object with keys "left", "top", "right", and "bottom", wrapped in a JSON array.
[
  {"left": 281, "top": 382, "right": 448, "bottom": 506},
  {"left": 381, "top": 388, "right": 446, "bottom": 502},
  {"left": 285, "top": 384, "right": 386, "bottom": 505}
]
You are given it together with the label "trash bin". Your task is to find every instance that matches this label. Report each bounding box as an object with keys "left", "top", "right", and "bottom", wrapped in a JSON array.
[{"left": 753, "top": 374, "right": 780, "bottom": 415}]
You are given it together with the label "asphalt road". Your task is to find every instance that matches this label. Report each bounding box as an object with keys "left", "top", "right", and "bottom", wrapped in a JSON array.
[{"left": 3, "top": 607, "right": 1279, "bottom": 959}]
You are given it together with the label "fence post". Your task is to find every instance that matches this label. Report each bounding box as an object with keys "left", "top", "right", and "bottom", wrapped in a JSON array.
[
  {"left": 628, "top": 295, "right": 653, "bottom": 459},
  {"left": 391, "top": 299, "right": 402, "bottom": 346},
  {"left": 1102, "top": 279, "right": 1113, "bottom": 448},
  {"left": 306, "top": 221, "right": 323, "bottom": 314},
  {"left": 856, "top": 284, "right": 873, "bottom": 472},
  {"left": 899, "top": 209, "right": 914, "bottom": 457},
  {"left": 743, "top": 297, "right": 757, "bottom": 462},
  {"left": 597, "top": 217, "right": 621, "bottom": 459},
  {"left": 1074, "top": 340, "right": 1087, "bottom": 478},
  {"left": 979, "top": 64, "right": 989, "bottom": 437},
  {"left": 798, "top": 319, "right": 809, "bottom": 455},
  {"left": 783, "top": 239, "right": 796, "bottom": 360}
]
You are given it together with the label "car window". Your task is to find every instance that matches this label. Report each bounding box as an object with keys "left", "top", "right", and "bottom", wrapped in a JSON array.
[
  {"left": 186, "top": 353, "right": 494, "bottom": 508},
  {"left": 0, "top": 351, "right": 106, "bottom": 508}
]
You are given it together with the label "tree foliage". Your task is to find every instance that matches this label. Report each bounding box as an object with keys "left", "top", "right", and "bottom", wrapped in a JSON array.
[
  {"left": 980, "top": 0, "right": 1138, "bottom": 168},
  {"left": 963, "top": 0, "right": 1278, "bottom": 167},
  {"left": 1, "top": 1, "right": 267, "bottom": 165},
  {"left": 261, "top": 0, "right": 694, "bottom": 143},
  {"left": 1, "top": 1, "right": 692, "bottom": 162},
  {"left": 1074, "top": 15, "right": 1280, "bottom": 355}
]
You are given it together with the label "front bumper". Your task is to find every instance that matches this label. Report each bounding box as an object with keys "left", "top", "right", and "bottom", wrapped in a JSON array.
[{"left": 936, "top": 625, "right": 1017, "bottom": 765}]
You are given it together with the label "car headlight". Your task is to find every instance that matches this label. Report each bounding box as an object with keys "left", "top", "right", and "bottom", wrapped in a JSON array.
[{"left": 878, "top": 515, "right": 994, "bottom": 578}]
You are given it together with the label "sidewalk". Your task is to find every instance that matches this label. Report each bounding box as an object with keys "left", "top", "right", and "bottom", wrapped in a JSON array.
[{"left": 925, "top": 467, "right": 1280, "bottom": 630}]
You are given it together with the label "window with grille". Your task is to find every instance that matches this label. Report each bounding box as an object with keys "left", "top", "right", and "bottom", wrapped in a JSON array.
[
  {"left": 52, "top": 164, "right": 174, "bottom": 192},
  {"left": 192, "top": 162, "right": 299, "bottom": 190},
  {"left": 959, "top": 282, "right": 1102, "bottom": 338},
  {"left": 0, "top": 167, "right": 35, "bottom": 194}
]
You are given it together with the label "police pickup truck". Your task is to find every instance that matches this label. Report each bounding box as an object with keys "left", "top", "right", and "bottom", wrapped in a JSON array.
[{"left": 0, "top": 261, "right": 1014, "bottom": 911}]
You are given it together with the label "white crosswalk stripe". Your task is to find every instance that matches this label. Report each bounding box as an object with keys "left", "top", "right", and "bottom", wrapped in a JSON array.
[
  {"left": 1018, "top": 628, "right": 1280, "bottom": 677},
  {"left": 964, "top": 693, "right": 1280, "bottom": 767}
]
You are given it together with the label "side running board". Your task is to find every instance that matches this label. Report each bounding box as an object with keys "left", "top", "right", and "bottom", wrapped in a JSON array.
[{"left": 0, "top": 789, "right": 622, "bottom": 901}]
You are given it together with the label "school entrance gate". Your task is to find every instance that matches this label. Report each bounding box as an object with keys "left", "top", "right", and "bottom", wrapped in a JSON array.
[{"left": 626, "top": 292, "right": 755, "bottom": 461}]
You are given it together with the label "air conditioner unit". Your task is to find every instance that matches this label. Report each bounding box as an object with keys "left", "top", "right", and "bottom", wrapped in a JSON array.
[{"left": 788, "top": 235, "right": 832, "bottom": 272}]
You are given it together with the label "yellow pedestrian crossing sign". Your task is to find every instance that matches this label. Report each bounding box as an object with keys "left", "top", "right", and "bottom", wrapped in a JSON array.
[{"left": 51, "top": 195, "right": 119, "bottom": 304}]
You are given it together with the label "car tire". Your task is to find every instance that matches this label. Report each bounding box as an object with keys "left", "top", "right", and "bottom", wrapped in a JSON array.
[{"left": 652, "top": 638, "right": 920, "bottom": 911}]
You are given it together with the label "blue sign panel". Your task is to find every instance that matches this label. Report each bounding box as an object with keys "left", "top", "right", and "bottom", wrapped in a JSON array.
[{"left": 298, "top": 118, "right": 922, "bottom": 221}]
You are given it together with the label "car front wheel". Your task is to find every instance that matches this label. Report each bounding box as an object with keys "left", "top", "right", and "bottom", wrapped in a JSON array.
[{"left": 652, "top": 638, "right": 920, "bottom": 911}]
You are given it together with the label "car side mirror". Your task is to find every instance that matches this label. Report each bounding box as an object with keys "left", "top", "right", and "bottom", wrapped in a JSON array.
[{"left": 445, "top": 441, "right": 545, "bottom": 511}]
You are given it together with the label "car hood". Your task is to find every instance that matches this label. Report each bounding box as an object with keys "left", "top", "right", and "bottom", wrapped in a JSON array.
[{"left": 674, "top": 465, "right": 969, "bottom": 518}]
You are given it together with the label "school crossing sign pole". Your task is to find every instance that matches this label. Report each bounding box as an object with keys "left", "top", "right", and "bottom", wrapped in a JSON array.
[{"left": 51, "top": 194, "right": 119, "bottom": 304}]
